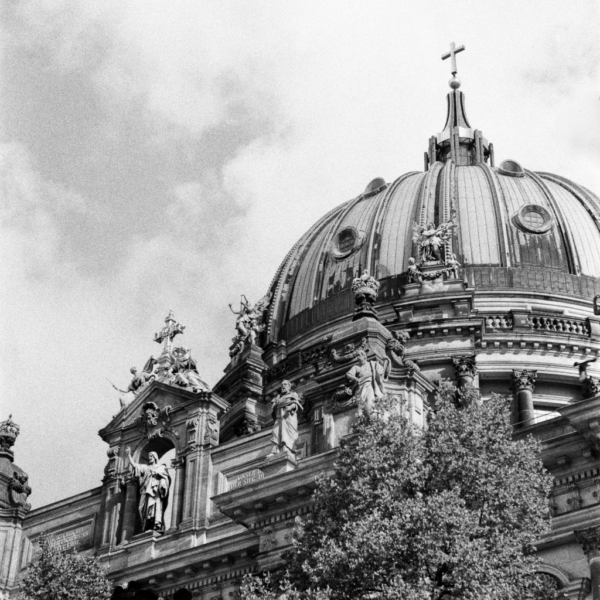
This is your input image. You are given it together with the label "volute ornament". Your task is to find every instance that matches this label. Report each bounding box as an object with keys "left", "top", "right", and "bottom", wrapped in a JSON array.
[
  {"left": 575, "top": 358, "right": 600, "bottom": 400},
  {"left": 9, "top": 471, "right": 31, "bottom": 508},
  {"left": 203, "top": 414, "right": 220, "bottom": 445},
  {"left": 386, "top": 331, "right": 420, "bottom": 371},
  {"left": 235, "top": 417, "right": 261, "bottom": 437}
]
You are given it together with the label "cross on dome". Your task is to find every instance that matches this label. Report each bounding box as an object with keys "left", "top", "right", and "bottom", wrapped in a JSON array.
[{"left": 442, "top": 42, "right": 465, "bottom": 76}]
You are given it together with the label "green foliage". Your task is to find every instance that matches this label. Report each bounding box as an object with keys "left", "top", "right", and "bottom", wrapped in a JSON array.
[
  {"left": 242, "top": 383, "right": 557, "bottom": 600},
  {"left": 19, "top": 534, "right": 112, "bottom": 600}
]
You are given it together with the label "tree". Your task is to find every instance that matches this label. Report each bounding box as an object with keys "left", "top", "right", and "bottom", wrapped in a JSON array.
[
  {"left": 241, "top": 383, "right": 557, "bottom": 600},
  {"left": 19, "top": 534, "right": 112, "bottom": 600}
]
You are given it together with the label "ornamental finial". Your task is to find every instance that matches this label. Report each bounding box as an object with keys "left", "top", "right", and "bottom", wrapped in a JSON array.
[{"left": 0, "top": 415, "right": 20, "bottom": 461}]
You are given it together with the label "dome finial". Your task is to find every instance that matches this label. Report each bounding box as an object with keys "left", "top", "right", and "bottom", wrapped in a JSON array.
[{"left": 442, "top": 41, "right": 465, "bottom": 90}]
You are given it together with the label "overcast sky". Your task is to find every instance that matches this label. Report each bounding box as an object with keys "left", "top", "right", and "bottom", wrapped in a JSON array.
[{"left": 1, "top": 1, "right": 599, "bottom": 508}]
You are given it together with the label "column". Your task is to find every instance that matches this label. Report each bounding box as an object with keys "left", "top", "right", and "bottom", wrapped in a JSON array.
[
  {"left": 170, "top": 456, "right": 186, "bottom": 529},
  {"left": 120, "top": 477, "right": 138, "bottom": 543},
  {"left": 576, "top": 525, "right": 600, "bottom": 600},
  {"left": 512, "top": 369, "right": 537, "bottom": 426}
]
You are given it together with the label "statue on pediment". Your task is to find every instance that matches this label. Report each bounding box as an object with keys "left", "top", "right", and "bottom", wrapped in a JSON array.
[
  {"left": 125, "top": 447, "right": 171, "bottom": 534},
  {"left": 412, "top": 220, "right": 455, "bottom": 263},
  {"left": 269, "top": 380, "right": 304, "bottom": 455},
  {"left": 229, "top": 293, "right": 272, "bottom": 356},
  {"left": 171, "top": 346, "right": 210, "bottom": 392},
  {"left": 346, "top": 349, "right": 390, "bottom": 412},
  {"left": 109, "top": 363, "right": 156, "bottom": 398}
]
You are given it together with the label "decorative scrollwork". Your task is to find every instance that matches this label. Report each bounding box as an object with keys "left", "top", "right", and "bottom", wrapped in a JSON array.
[
  {"left": 9, "top": 471, "right": 31, "bottom": 508},
  {"left": 386, "top": 331, "right": 420, "bottom": 371}
]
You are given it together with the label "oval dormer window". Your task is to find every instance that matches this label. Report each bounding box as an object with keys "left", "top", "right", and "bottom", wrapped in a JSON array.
[
  {"left": 498, "top": 159, "right": 525, "bottom": 177},
  {"left": 513, "top": 204, "right": 553, "bottom": 234},
  {"left": 331, "top": 226, "right": 366, "bottom": 260}
]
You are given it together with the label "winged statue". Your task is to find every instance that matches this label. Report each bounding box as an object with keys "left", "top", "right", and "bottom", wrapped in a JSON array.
[{"left": 229, "top": 292, "right": 272, "bottom": 355}]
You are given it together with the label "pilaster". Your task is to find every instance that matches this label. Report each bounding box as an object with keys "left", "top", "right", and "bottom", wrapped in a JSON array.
[{"left": 575, "top": 525, "right": 600, "bottom": 600}]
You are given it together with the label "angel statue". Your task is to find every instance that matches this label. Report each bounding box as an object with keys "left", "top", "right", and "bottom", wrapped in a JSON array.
[
  {"left": 108, "top": 360, "right": 157, "bottom": 408},
  {"left": 229, "top": 293, "right": 272, "bottom": 355},
  {"left": 412, "top": 220, "right": 455, "bottom": 263}
]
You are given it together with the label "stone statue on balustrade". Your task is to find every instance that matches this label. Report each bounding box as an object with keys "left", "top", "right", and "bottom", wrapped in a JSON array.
[
  {"left": 269, "top": 380, "right": 304, "bottom": 455},
  {"left": 125, "top": 447, "right": 171, "bottom": 534},
  {"left": 229, "top": 293, "right": 272, "bottom": 357},
  {"left": 346, "top": 349, "right": 390, "bottom": 413}
]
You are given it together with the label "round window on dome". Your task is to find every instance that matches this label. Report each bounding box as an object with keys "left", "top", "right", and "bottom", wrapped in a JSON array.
[
  {"left": 331, "top": 226, "right": 366, "bottom": 260},
  {"left": 512, "top": 204, "right": 553, "bottom": 234},
  {"left": 498, "top": 159, "right": 525, "bottom": 177}
]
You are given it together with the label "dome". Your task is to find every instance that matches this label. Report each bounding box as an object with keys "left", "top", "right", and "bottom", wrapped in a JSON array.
[{"left": 264, "top": 87, "right": 600, "bottom": 349}]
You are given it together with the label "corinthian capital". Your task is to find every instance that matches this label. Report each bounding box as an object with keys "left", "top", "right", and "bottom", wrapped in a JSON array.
[
  {"left": 453, "top": 356, "right": 477, "bottom": 378},
  {"left": 575, "top": 525, "right": 600, "bottom": 560},
  {"left": 512, "top": 369, "right": 537, "bottom": 393}
]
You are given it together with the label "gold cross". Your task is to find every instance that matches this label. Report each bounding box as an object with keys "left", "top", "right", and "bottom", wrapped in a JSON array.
[{"left": 442, "top": 42, "right": 465, "bottom": 76}]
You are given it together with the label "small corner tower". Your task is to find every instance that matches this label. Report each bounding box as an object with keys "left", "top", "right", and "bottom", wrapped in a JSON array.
[{"left": 0, "top": 415, "right": 31, "bottom": 598}]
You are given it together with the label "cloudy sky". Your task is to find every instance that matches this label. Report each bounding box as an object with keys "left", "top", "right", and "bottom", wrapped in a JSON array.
[{"left": 1, "top": 1, "right": 599, "bottom": 508}]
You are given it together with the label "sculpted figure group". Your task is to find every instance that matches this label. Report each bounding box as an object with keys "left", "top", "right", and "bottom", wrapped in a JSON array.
[
  {"left": 412, "top": 220, "right": 455, "bottom": 263},
  {"left": 229, "top": 293, "right": 272, "bottom": 357},
  {"left": 405, "top": 219, "right": 461, "bottom": 284},
  {"left": 111, "top": 347, "right": 209, "bottom": 407}
]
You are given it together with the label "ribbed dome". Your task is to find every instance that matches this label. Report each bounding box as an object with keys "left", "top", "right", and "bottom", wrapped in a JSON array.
[{"left": 264, "top": 89, "right": 600, "bottom": 347}]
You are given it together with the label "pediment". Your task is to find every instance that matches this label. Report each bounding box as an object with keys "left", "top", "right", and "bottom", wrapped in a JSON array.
[{"left": 99, "top": 381, "right": 228, "bottom": 443}]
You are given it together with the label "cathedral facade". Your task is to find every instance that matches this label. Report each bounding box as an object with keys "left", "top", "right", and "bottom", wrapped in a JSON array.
[{"left": 2, "top": 49, "right": 600, "bottom": 599}]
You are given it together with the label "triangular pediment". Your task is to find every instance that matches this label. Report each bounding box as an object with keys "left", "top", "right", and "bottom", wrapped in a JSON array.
[{"left": 99, "top": 381, "right": 228, "bottom": 443}]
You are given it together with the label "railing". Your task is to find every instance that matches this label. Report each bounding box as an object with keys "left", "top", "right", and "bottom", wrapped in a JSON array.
[
  {"left": 528, "top": 316, "right": 589, "bottom": 336},
  {"left": 485, "top": 315, "right": 513, "bottom": 329}
]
